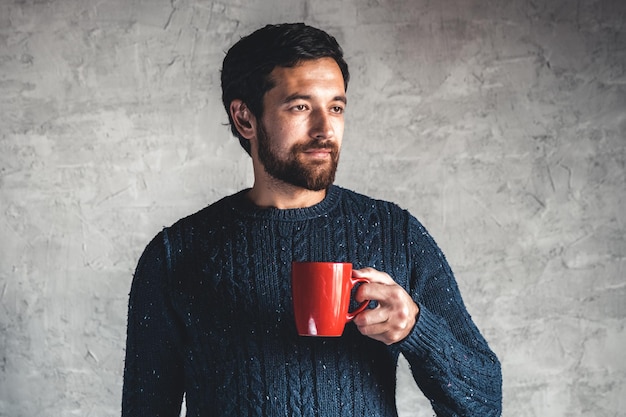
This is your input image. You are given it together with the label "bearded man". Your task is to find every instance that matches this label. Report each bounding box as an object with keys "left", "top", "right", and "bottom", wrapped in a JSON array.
[{"left": 122, "top": 23, "right": 502, "bottom": 417}]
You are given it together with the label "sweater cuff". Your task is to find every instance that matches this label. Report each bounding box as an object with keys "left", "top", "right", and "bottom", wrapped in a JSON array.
[{"left": 396, "top": 303, "right": 449, "bottom": 358}]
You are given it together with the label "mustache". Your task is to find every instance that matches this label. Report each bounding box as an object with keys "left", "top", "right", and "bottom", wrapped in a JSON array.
[{"left": 295, "top": 141, "right": 338, "bottom": 152}]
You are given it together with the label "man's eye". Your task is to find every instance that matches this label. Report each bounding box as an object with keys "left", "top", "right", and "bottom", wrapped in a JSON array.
[
  {"left": 293, "top": 104, "right": 308, "bottom": 111},
  {"left": 331, "top": 106, "right": 344, "bottom": 114}
]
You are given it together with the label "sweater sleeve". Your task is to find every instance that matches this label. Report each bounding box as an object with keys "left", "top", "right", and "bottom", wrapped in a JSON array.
[
  {"left": 122, "top": 231, "right": 185, "bottom": 417},
  {"left": 397, "top": 216, "right": 502, "bottom": 417}
]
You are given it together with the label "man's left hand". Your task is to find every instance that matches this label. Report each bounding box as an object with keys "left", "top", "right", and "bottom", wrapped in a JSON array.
[{"left": 351, "top": 267, "right": 419, "bottom": 345}]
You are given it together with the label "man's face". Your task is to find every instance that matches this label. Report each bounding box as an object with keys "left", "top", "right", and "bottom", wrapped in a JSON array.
[{"left": 253, "top": 58, "right": 346, "bottom": 191}]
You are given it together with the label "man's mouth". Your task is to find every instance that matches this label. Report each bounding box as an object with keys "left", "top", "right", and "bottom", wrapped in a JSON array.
[
  {"left": 304, "top": 147, "right": 332, "bottom": 154},
  {"left": 301, "top": 147, "right": 335, "bottom": 161}
]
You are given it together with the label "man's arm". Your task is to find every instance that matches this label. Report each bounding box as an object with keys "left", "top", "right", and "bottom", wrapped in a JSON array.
[
  {"left": 354, "top": 216, "right": 502, "bottom": 417},
  {"left": 122, "top": 232, "right": 185, "bottom": 417}
]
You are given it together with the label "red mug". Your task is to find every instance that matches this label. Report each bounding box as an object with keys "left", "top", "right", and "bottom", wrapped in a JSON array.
[{"left": 291, "top": 261, "right": 370, "bottom": 336}]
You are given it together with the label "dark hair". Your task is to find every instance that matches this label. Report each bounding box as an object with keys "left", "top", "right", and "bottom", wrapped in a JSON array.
[{"left": 221, "top": 23, "right": 350, "bottom": 155}]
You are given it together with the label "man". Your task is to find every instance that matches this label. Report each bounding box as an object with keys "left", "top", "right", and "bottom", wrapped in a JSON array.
[{"left": 122, "top": 23, "right": 502, "bottom": 416}]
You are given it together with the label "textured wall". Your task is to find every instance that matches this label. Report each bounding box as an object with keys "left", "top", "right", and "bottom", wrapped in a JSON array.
[{"left": 1, "top": 0, "right": 624, "bottom": 416}]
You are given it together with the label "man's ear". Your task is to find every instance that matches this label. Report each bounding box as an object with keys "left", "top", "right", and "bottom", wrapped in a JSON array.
[{"left": 229, "top": 99, "right": 256, "bottom": 140}]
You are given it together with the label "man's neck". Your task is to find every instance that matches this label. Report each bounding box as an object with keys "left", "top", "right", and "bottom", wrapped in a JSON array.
[{"left": 246, "top": 180, "right": 327, "bottom": 209}]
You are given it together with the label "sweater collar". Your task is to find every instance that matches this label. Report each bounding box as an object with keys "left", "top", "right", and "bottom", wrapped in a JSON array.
[{"left": 230, "top": 185, "right": 342, "bottom": 221}]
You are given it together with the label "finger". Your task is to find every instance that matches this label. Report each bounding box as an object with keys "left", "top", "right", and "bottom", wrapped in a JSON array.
[
  {"left": 355, "top": 280, "right": 407, "bottom": 304},
  {"left": 352, "top": 267, "right": 395, "bottom": 285},
  {"left": 354, "top": 306, "right": 416, "bottom": 345},
  {"left": 354, "top": 315, "right": 405, "bottom": 346},
  {"left": 352, "top": 305, "right": 388, "bottom": 327},
  {"left": 354, "top": 282, "right": 388, "bottom": 303},
  {"left": 358, "top": 325, "right": 409, "bottom": 346}
]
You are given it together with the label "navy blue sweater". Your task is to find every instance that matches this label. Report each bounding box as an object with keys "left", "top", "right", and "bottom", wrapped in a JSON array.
[{"left": 122, "top": 186, "right": 502, "bottom": 416}]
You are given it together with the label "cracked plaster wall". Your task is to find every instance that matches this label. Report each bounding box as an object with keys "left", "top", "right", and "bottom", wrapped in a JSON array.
[{"left": 1, "top": 0, "right": 625, "bottom": 416}]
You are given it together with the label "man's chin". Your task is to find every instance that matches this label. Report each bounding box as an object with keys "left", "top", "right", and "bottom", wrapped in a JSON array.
[
  {"left": 301, "top": 171, "right": 336, "bottom": 191},
  {"left": 307, "top": 179, "right": 334, "bottom": 191},
  {"left": 263, "top": 156, "right": 338, "bottom": 191},
  {"left": 278, "top": 170, "right": 334, "bottom": 191}
]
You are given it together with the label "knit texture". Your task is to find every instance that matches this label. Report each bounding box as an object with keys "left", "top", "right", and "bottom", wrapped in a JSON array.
[{"left": 122, "top": 186, "right": 502, "bottom": 416}]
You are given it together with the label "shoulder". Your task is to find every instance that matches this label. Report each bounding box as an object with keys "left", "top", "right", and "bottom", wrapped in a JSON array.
[
  {"left": 140, "top": 190, "right": 246, "bottom": 264},
  {"left": 166, "top": 189, "right": 247, "bottom": 231},
  {"left": 336, "top": 186, "right": 441, "bottom": 249},
  {"left": 335, "top": 187, "right": 424, "bottom": 238},
  {"left": 335, "top": 186, "right": 407, "bottom": 216}
]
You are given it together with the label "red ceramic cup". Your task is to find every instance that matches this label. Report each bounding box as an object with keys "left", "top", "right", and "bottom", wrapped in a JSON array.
[{"left": 291, "top": 261, "right": 370, "bottom": 336}]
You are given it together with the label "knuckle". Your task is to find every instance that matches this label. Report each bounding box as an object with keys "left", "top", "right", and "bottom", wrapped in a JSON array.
[{"left": 390, "top": 288, "right": 404, "bottom": 301}]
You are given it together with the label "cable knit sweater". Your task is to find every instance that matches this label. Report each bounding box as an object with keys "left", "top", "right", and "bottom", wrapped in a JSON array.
[{"left": 122, "top": 185, "right": 502, "bottom": 416}]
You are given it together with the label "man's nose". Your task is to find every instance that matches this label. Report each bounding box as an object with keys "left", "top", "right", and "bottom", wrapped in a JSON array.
[{"left": 310, "top": 110, "right": 335, "bottom": 140}]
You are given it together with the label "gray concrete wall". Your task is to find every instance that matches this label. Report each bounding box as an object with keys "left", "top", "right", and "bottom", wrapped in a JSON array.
[{"left": 1, "top": 0, "right": 624, "bottom": 416}]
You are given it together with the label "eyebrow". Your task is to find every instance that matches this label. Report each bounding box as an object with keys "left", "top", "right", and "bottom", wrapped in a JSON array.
[{"left": 283, "top": 93, "right": 348, "bottom": 105}]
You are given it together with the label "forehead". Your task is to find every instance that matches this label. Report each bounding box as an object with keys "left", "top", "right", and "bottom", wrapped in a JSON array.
[{"left": 267, "top": 58, "right": 346, "bottom": 95}]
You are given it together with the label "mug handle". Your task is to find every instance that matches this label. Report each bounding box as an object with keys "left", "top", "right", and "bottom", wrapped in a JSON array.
[{"left": 346, "top": 277, "right": 370, "bottom": 321}]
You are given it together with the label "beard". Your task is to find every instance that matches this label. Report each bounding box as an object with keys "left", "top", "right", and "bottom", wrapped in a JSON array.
[{"left": 256, "top": 122, "right": 339, "bottom": 191}]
